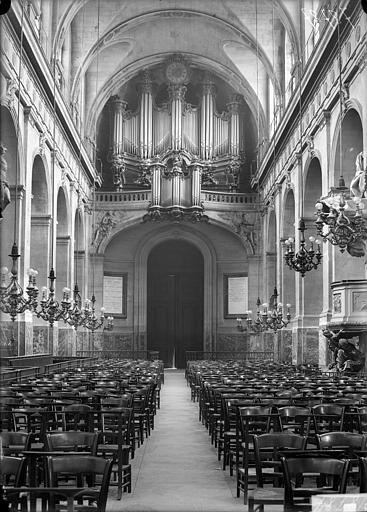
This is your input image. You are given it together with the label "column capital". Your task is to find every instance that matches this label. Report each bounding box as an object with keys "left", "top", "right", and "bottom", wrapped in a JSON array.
[
  {"left": 168, "top": 84, "right": 187, "bottom": 102},
  {"left": 109, "top": 95, "right": 128, "bottom": 113},
  {"left": 138, "top": 69, "right": 153, "bottom": 94},
  {"left": 227, "top": 94, "right": 242, "bottom": 114},
  {"left": 201, "top": 81, "right": 216, "bottom": 96}
]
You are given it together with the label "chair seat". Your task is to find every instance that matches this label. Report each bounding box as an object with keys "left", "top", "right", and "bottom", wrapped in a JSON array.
[
  {"left": 248, "top": 487, "right": 284, "bottom": 512},
  {"left": 98, "top": 444, "right": 130, "bottom": 452}
]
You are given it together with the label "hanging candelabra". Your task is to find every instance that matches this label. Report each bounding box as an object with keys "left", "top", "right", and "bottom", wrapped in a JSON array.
[
  {"left": 314, "top": 177, "right": 366, "bottom": 253},
  {"left": 246, "top": 289, "right": 291, "bottom": 334},
  {"left": 314, "top": 1, "right": 366, "bottom": 252},
  {"left": 64, "top": 283, "right": 84, "bottom": 329},
  {"left": 284, "top": 219, "right": 322, "bottom": 277},
  {"left": 36, "top": 269, "right": 71, "bottom": 327},
  {"left": 0, "top": 244, "right": 36, "bottom": 321},
  {"left": 80, "top": 294, "right": 107, "bottom": 332},
  {"left": 245, "top": 298, "right": 266, "bottom": 333},
  {"left": 283, "top": 56, "right": 322, "bottom": 276}
]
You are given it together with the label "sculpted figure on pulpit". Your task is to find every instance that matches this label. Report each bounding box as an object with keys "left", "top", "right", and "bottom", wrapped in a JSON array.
[{"left": 323, "top": 328, "right": 364, "bottom": 373}]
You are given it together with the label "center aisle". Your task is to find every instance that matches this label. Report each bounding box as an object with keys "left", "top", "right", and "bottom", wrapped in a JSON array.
[{"left": 114, "top": 369, "right": 245, "bottom": 512}]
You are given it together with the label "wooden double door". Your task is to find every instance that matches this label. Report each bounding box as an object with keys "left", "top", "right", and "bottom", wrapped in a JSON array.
[{"left": 147, "top": 240, "right": 204, "bottom": 368}]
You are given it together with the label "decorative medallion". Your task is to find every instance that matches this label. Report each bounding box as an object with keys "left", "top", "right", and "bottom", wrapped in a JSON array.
[{"left": 166, "top": 58, "right": 188, "bottom": 84}]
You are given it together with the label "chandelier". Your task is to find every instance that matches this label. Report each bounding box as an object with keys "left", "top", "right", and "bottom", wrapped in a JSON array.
[
  {"left": 80, "top": 294, "right": 109, "bottom": 332},
  {"left": 314, "top": 2, "right": 367, "bottom": 253},
  {"left": 284, "top": 219, "right": 322, "bottom": 277},
  {"left": 0, "top": 244, "right": 35, "bottom": 321},
  {"left": 246, "top": 288, "right": 291, "bottom": 334},
  {"left": 315, "top": 179, "right": 366, "bottom": 252},
  {"left": 63, "top": 284, "right": 84, "bottom": 329},
  {"left": 283, "top": 56, "right": 322, "bottom": 276},
  {"left": 36, "top": 270, "right": 71, "bottom": 327}
]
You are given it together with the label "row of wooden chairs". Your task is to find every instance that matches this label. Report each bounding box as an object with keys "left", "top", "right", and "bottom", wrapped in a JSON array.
[
  {"left": 187, "top": 360, "right": 367, "bottom": 510},
  {"left": 0, "top": 358, "right": 164, "bottom": 508}
]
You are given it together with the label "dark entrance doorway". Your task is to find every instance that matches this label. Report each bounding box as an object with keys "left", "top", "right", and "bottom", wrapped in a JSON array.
[{"left": 147, "top": 240, "right": 204, "bottom": 368}]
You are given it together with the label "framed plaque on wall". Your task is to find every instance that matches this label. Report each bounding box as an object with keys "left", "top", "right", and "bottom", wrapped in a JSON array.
[
  {"left": 224, "top": 273, "right": 248, "bottom": 318},
  {"left": 103, "top": 273, "right": 127, "bottom": 318}
]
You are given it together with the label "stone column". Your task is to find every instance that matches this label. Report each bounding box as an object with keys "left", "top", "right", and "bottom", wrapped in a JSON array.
[
  {"left": 200, "top": 80, "right": 216, "bottom": 160},
  {"left": 227, "top": 95, "right": 241, "bottom": 156},
  {"left": 168, "top": 84, "right": 186, "bottom": 151},
  {"left": 109, "top": 95, "right": 128, "bottom": 155},
  {"left": 139, "top": 71, "right": 153, "bottom": 159}
]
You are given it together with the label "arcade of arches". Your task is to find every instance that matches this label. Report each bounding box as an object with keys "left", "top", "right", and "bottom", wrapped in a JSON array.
[{"left": 0, "top": 0, "right": 367, "bottom": 370}]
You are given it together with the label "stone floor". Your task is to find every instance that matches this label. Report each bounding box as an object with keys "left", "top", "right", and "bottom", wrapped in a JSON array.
[{"left": 106, "top": 369, "right": 283, "bottom": 512}]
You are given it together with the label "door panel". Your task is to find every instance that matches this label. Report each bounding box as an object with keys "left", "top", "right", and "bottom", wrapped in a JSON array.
[{"left": 147, "top": 241, "right": 203, "bottom": 368}]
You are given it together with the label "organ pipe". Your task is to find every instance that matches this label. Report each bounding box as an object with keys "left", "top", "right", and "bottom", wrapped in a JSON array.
[
  {"left": 168, "top": 84, "right": 186, "bottom": 151},
  {"left": 227, "top": 95, "right": 241, "bottom": 157},
  {"left": 139, "top": 71, "right": 153, "bottom": 159},
  {"left": 200, "top": 80, "right": 216, "bottom": 160},
  {"left": 109, "top": 95, "right": 128, "bottom": 154}
]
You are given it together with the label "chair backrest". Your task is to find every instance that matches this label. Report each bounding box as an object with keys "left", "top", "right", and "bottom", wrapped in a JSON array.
[
  {"left": 63, "top": 404, "right": 93, "bottom": 431},
  {"left": 281, "top": 456, "right": 350, "bottom": 507},
  {"left": 98, "top": 407, "right": 133, "bottom": 447},
  {"left": 0, "top": 455, "right": 27, "bottom": 486},
  {"left": 48, "top": 455, "right": 113, "bottom": 512},
  {"left": 253, "top": 432, "right": 307, "bottom": 487},
  {"left": 237, "top": 406, "right": 275, "bottom": 443},
  {"left": 311, "top": 404, "right": 345, "bottom": 433},
  {"left": 45, "top": 431, "right": 99, "bottom": 454},
  {"left": 317, "top": 431, "right": 367, "bottom": 453},
  {"left": 0, "top": 431, "right": 32, "bottom": 454}
]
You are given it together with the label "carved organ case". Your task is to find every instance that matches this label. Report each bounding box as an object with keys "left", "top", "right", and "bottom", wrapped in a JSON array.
[{"left": 99, "top": 55, "right": 251, "bottom": 217}]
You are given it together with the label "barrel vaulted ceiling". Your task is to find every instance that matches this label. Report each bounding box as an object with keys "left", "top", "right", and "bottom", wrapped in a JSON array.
[{"left": 50, "top": 0, "right": 302, "bottom": 140}]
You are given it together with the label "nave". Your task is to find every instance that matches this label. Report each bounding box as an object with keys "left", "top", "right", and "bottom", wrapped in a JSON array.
[{"left": 117, "top": 369, "right": 250, "bottom": 512}]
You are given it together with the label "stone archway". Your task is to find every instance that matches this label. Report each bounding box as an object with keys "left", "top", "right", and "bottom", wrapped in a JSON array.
[{"left": 133, "top": 224, "right": 216, "bottom": 357}]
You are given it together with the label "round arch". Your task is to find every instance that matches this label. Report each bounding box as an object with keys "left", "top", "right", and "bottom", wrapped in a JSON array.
[
  {"left": 133, "top": 224, "right": 216, "bottom": 353},
  {"left": 55, "top": 187, "right": 71, "bottom": 297},
  {"left": 30, "top": 155, "right": 50, "bottom": 286},
  {"left": 304, "top": 157, "right": 323, "bottom": 317},
  {"left": 0, "top": 105, "right": 24, "bottom": 272},
  {"left": 282, "top": 188, "right": 296, "bottom": 316},
  {"left": 266, "top": 210, "right": 277, "bottom": 301},
  {"left": 330, "top": 108, "right": 363, "bottom": 188},
  {"left": 31, "top": 155, "right": 49, "bottom": 215},
  {"left": 56, "top": 187, "right": 70, "bottom": 236}
]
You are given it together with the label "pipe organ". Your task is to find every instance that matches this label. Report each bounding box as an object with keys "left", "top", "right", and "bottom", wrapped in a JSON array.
[{"left": 106, "top": 56, "right": 246, "bottom": 219}]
